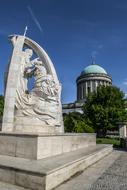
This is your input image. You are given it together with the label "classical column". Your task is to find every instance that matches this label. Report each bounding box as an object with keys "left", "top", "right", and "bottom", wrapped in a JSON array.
[
  {"left": 86, "top": 81, "right": 88, "bottom": 96},
  {"left": 90, "top": 81, "right": 93, "bottom": 92},
  {"left": 82, "top": 84, "right": 84, "bottom": 99},
  {"left": 81, "top": 85, "right": 83, "bottom": 99},
  {"left": 81, "top": 84, "right": 84, "bottom": 99},
  {"left": 80, "top": 85, "right": 82, "bottom": 100},
  {"left": 77, "top": 85, "right": 79, "bottom": 100},
  {"left": 81, "top": 85, "right": 82, "bottom": 99},
  {"left": 83, "top": 83, "right": 85, "bottom": 99},
  {"left": 95, "top": 80, "right": 98, "bottom": 91},
  {"left": 78, "top": 85, "right": 80, "bottom": 100}
]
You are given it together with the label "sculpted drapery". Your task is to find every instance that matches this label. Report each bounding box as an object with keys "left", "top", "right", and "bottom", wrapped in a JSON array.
[
  {"left": 15, "top": 47, "right": 61, "bottom": 126},
  {"left": 2, "top": 35, "right": 63, "bottom": 132}
]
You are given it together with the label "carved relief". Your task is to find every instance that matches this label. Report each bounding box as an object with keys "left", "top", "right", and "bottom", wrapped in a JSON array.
[
  {"left": 2, "top": 35, "right": 63, "bottom": 133},
  {"left": 14, "top": 46, "right": 61, "bottom": 127}
]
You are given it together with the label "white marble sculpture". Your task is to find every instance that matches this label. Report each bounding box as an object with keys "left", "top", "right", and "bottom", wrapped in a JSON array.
[{"left": 2, "top": 35, "right": 63, "bottom": 133}]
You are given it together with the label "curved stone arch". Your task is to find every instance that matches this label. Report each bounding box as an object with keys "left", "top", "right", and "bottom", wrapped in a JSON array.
[
  {"left": 2, "top": 35, "right": 63, "bottom": 132},
  {"left": 24, "top": 36, "right": 59, "bottom": 83},
  {"left": 9, "top": 35, "right": 59, "bottom": 83}
]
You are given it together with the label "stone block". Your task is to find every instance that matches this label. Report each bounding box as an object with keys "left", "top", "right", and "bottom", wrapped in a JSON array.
[
  {"left": 0, "top": 132, "right": 96, "bottom": 159},
  {"left": 0, "top": 168, "right": 15, "bottom": 185},
  {"left": 15, "top": 172, "right": 45, "bottom": 190},
  {"left": 0, "top": 144, "right": 113, "bottom": 190}
]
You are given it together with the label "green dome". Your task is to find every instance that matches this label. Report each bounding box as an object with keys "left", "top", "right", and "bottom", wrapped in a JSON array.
[{"left": 81, "top": 64, "right": 107, "bottom": 75}]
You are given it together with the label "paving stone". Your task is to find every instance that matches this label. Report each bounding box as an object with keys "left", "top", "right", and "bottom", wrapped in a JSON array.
[
  {"left": 89, "top": 151, "right": 127, "bottom": 190},
  {"left": 55, "top": 150, "right": 122, "bottom": 190}
]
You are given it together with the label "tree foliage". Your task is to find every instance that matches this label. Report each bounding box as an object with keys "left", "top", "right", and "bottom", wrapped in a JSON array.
[
  {"left": 63, "top": 112, "right": 94, "bottom": 133},
  {"left": 83, "top": 86, "right": 127, "bottom": 136},
  {"left": 0, "top": 95, "right": 4, "bottom": 117}
]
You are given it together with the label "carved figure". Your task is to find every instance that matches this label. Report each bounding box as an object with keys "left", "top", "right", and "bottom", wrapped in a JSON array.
[{"left": 2, "top": 35, "right": 63, "bottom": 133}]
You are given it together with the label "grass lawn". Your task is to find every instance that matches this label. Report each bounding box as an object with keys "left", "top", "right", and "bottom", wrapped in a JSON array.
[{"left": 96, "top": 137, "right": 120, "bottom": 148}]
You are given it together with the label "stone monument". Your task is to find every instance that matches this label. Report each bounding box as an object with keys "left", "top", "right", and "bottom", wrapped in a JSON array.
[
  {"left": 0, "top": 34, "right": 112, "bottom": 190},
  {"left": 3, "top": 34, "right": 63, "bottom": 133}
]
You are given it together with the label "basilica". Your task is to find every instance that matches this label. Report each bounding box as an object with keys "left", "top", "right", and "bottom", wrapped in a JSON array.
[{"left": 63, "top": 61, "right": 112, "bottom": 113}]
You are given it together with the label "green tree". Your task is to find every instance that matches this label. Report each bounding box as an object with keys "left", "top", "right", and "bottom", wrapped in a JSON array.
[
  {"left": 63, "top": 112, "right": 82, "bottom": 132},
  {"left": 63, "top": 112, "right": 94, "bottom": 133},
  {"left": 0, "top": 95, "right": 4, "bottom": 117},
  {"left": 83, "top": 86, "right": 127, "bottom": 137},
  {"left": 74, "top": 120, "right": 95, "bottom": 133}
]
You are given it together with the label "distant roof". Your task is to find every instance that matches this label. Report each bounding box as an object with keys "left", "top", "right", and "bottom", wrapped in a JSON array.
[{"left": 81, "top": 64, "right": 107, "bottom": 75}]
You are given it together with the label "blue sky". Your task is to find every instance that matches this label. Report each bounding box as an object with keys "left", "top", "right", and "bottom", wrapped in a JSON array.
[{"left": 0, "top": 0, "right": 127, "bottom": 103}]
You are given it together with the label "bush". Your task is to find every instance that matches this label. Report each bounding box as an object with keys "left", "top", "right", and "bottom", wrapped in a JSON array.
[
  {"left": 74, "top": 121, "right": 95, "bottom": 133},
  {"left": 96, "top": 137, "right": 120, "bottom": 148}
]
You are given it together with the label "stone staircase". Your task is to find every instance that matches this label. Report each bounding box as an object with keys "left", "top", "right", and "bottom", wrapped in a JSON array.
[
  {"left": 0, "top": 181, "right": 29, "bottom": 190},
  {"left": 0, "top": 144, "right": 112, "bottom": 190}
]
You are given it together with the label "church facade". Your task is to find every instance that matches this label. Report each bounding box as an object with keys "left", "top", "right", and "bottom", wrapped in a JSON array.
[{"left": 63, "top": 62, "right": 112, "bottom": 113}]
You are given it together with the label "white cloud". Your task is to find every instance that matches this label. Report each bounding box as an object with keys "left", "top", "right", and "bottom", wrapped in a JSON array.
[
  {"left": 27, "top": 5, "right": 43, "bottom": 32},
  {"left": 123, "top": 79, "right": 127, "bottom": 85},
  {"left": 124, "top": 82, "right": 127, "bottom": 85}
]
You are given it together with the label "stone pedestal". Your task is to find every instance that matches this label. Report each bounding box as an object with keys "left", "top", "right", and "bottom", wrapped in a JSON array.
[
  {"left": 118, "top": 122, "right": 127, "bottom": 138},
  {"left": 0, "top": 132, "right": 113, "bottom": 190},
  {"left": 0, "top": 132, "right": 96, "bottom": 159},
  {"left": 0, "top": 143, "right": 113, "bottom": 190}
]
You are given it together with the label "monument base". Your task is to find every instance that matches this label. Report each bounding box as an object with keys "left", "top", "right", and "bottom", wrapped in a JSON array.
[
  {"left": 0, "top": 132, "right": 113, "bottom": 190},
  {"left": 0, "top": 144, "right": 113, "bottom": 190},
  {"left": 0, "top": 132, "right": 96, "bottom": 159}
]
